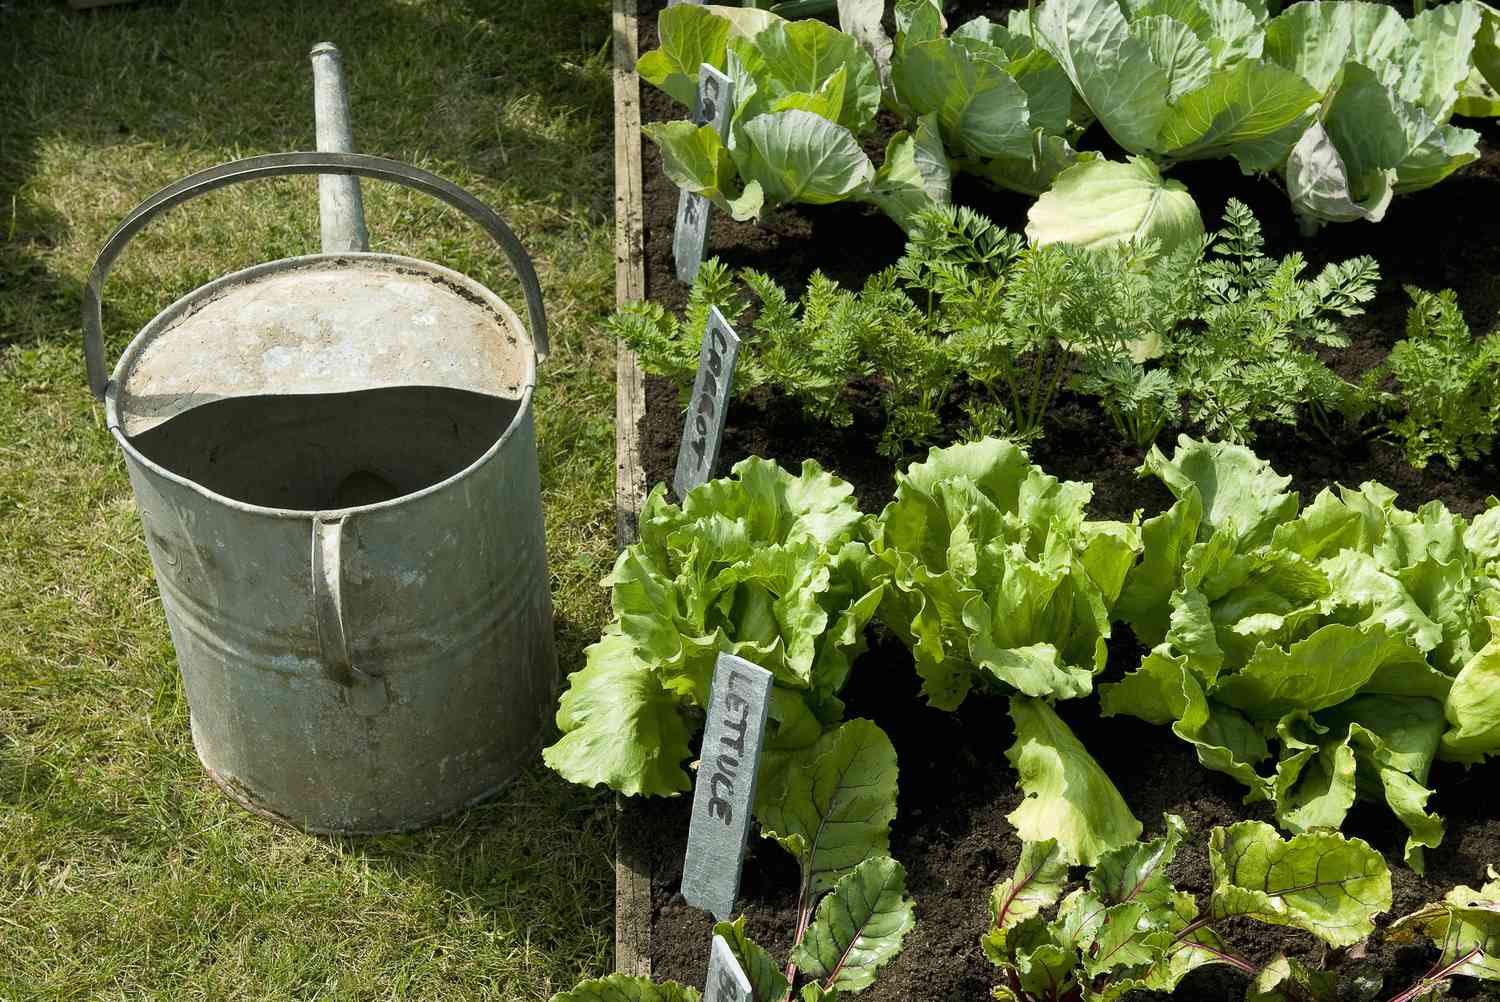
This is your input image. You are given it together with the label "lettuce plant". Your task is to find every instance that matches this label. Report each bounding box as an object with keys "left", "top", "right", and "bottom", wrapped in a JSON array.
[
  {"left": 552, "top": 718, "right": 914, "bottom": 1002},
  {"left": 543, "top": 457, "right": 882, "bottom": 797},
  {"left": 638, "top": 3, "right": 950, "bottom": 229},
  {"left": 870, "top": 438, "right": 1144, "bottom": 863},
  {"left": 983, "top": 815, "right": 1392, "bottom": 1001},
  {"left": 1102, "top": 436, "right": 1500, "bottom": 871}
]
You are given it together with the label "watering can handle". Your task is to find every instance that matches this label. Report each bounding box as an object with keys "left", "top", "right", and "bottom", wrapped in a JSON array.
[{"left": 82, "top": 151, "right": 549, "bottom": 401}]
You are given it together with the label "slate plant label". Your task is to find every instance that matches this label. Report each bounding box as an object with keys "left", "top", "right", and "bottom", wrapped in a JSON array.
[
  {"left": 680, "top": 653, "right": 772, "bottom": 921},
  {"left": 672, "top": 305, "right": 741, "bottom": 502},
  {"left": 703, "top": 934, "right": 753, "bottom": 1002},
  {"left": 673, "top": 64, "right": 734, "bottom": 285}
]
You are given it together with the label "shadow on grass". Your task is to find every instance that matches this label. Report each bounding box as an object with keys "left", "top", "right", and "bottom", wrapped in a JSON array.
[
  {"left": 308, "top": 611, "right": 620, "bottom": 966},
  {"left": 0, "top": 0, "right": 614, "bottom": 350}
]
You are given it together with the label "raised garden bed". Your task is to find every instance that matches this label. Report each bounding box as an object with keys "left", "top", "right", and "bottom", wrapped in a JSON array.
[{"left": 609, "top": 1, "right": 1500, "bottom": 998}]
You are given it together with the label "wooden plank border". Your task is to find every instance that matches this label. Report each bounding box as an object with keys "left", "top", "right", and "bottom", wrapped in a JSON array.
[{"left": 612, "top": 0, "right": 652, "bottom": 981}]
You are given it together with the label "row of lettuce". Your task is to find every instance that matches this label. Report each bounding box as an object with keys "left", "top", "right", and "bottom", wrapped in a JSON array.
[
  {"left": 555, "top": 801, "right": 1500, "bottom": 1000},
  {"left": 545, "top": 435, "right": 1500, "bottom": 878},
  {"left": 642, "top": 0, "right": 1500, "bottom": 241}
]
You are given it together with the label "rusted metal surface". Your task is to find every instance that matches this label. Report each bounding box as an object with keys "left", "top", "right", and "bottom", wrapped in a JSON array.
[{"left": 86, "top": 151, "right": 558, "bottom": 834}]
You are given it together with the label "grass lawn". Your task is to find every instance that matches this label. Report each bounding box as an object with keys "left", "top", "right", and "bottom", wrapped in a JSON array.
[{"left": 1, "top": 1, "right": 623, "bottom": 998}]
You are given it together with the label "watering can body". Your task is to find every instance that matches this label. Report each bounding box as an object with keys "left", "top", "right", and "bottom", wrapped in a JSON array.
[{"left": 87, "top": 155, "right": 558, "bottom": 833}]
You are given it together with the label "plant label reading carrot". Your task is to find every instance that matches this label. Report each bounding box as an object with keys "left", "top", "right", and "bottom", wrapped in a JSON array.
[
  {"left": 672, "top": 63, "right": 733, "bottom": 285},
  {"left": 672, "top": 306, "right": 740, "bottom": 501},
  {"left": 681, "top": 653, "right": 771, "bottom": 921},
  {"left": 703, "top": 934, "right": 752, "bottom": 1002}
]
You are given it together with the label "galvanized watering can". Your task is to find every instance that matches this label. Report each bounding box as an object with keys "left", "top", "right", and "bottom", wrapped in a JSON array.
[{"left": 82, "top": 47, "right": 557, "bottom": 834}]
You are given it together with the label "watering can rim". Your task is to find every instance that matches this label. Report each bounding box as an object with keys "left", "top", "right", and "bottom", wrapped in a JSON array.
[
  {"left": 84, "top": 151, "right": 550, "bottom": 402},
  {"left": 106, "top": 249, "right": 539, "bottom": 521}
]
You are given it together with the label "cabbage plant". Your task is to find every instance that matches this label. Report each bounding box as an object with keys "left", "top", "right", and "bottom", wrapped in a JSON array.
[
  {"left": 637, "top": 3, "right": 950, "bottom": 229},
  {"left": 1028, "top": 0, "right": 1487, "bottom": 232},
  {"left": 879, "top": 1, "right": 1086, "bottom": 195}
]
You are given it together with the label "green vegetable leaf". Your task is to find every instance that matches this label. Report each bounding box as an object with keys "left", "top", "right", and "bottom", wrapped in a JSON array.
[
  {"left": 643, "top": 120, "right": 766, "bottom": 222},
  {"left": 713, "top": 917, "right": 790, "bottom": 1002},
  {"left": 790, "top": 855, "right": 916, "bottom": 993},
  {"left": 542, "top": 630, "right": 695, "bottom": 797},
  {"left": 1033, "top": 0, "right": 1169, "bottom": 152},
  {"left": 1389, "top": 866, "right": 1500, "bottom": 982},
  {"left": 1213, "top": 623, "right": 1429, "bottom": 720},
  {"left": 1155, "top": 60, "right": 1318, "bottom": 170},
  {"left": 1142, "top": 435, "right": 1297, "bottom": 548},
  {"left": 735, "top": 110, "right": 876, "bottom": 207},
  {"left": 1209, "top": 820, "right": 1391, "bottom": 947},
  {"left": 1116, "top": 491, "right": 1204, "bottom": 646},
  {"left": 1089, "top": 813, "right": 1187, "bottom": 911},
  {"left": 871, "top": 439, "right": 1133, "bottom": 710},
  {"left": 638, "top": 4, "right": 732, "bottom": 107},
  {"left": 893, "top": 35, "right": 1035, "bottom": 160},
  {"left": 862, "top": 116, "right": 953, "bottom": 230},
  {"left": 1006, "top": 696, "right": 1142, "bottom": 865},
  {"left": 1131, "top": 14, "right": 1211, "bottom": 103},
  {"left": 1100, "top": 649, "right": 1274, "bottom": 799},
  {"left": 549, "top": 975, "right": 702, "bottom": 1002},
  {"left": 982, "top": 838, "right": 1069, "bottom": 962},
  {"left": 1247, "top": 954, "right": 1340, "bottom": 1002},
  {"left": 749, "top": 17, "right": 881, "bottom": 133},
  {"left": 756, "top": 718, "right": 898, "bottom": 897},
  {"left": 1026, "top": 156, "right": 1204, "bottom": 255},
  {"left": 1442, "top": 618, "right": 1500, "bottom": 764},
  {"left": 1285, "top": 119, "right": 1395, "bottom": 225}
]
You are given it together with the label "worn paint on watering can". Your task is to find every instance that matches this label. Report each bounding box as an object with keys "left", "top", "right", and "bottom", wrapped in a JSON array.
[{"left": 83, "top": 148, "right": 559, "bottom": 834}]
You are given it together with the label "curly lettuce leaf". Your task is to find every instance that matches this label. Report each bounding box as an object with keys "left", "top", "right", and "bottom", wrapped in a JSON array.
[
  {"left": 542, "top": 630, "right": 695, "bottom": 797},
  {"left": 1006, "top": 696, "right": 1143, "bottom": 865},
  {"left": 871, "top": 439, "right": 1138, "bottom": 710},
  {"left": 548, "top": 459, "right": 880, "bottom": 798},
  {"left": 1441, "top": 618, "right": 1500, "bottom": 764}
]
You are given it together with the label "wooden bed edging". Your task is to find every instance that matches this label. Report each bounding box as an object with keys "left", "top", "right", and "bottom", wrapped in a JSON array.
[{"left": 612, "top": 0, "right": 652, "bottom": 981}]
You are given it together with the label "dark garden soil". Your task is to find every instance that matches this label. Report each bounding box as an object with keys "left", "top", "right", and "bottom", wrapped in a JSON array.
[{"left": 627, "top": 3, "right": 1500, "bottom": 999}]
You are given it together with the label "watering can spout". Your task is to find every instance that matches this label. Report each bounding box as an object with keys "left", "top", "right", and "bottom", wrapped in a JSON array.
[{"left": 309, "top": 42, "right": 369, "bottom": 254}]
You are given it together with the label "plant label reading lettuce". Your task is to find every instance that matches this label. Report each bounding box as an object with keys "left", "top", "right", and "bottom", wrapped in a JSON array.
[
  {"left": 673, "top": 64, "right": 734, "bottom": 284},
  {"left": 703, "top": 934, "right": 753, "bottom": 1002},
  {"left": 672, "top": 306, "right": 741, "bottom": 501},
  {"left": 680, "top": 653, "right": 772, "bottom": 920}
]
